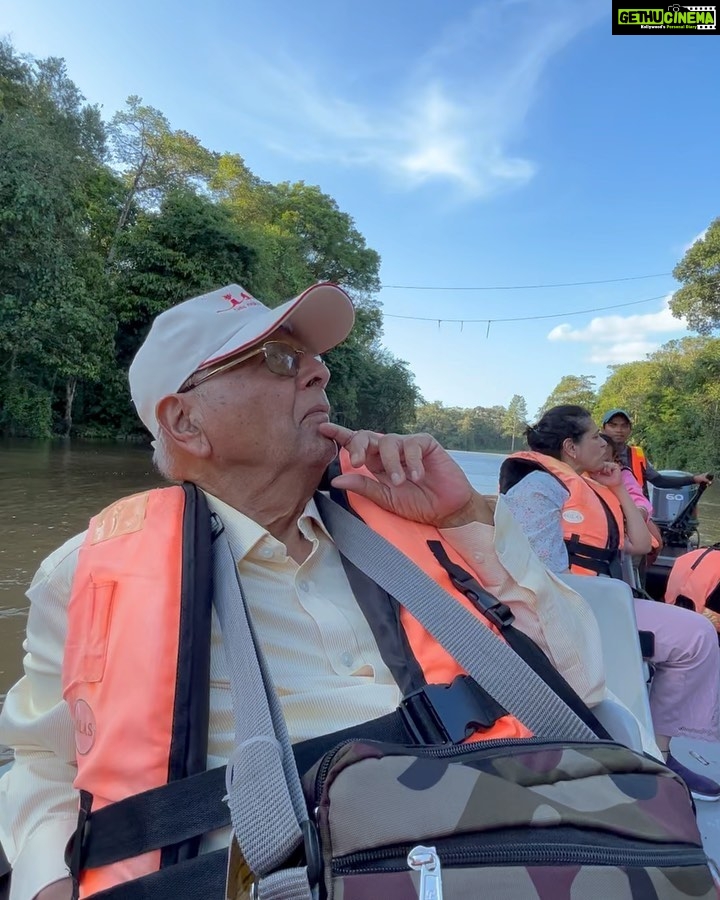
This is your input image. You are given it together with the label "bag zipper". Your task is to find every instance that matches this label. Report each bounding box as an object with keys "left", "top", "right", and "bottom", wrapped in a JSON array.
[
  {"left": 407, "top": 845, "right": 443, "bottom": 900},
  {"left": 313, "top": 736, "right": 645, "bottom": 803},
  {"left": 334, "top": 839, "right": 708, "bottom": 875}
]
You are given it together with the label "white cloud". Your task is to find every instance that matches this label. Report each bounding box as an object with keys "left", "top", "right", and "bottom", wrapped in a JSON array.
[
  {"left": 547, "top": 295, "right": 688, "bottom": 365},
  {"left": 587, "top": 341, "right": 659, "bottom": 364},
  {"left": 216, "top": 0, "right": 604, "bottom": 197}
]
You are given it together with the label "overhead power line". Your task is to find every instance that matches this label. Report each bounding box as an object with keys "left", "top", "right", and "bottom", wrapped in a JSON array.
[
  {"left": 383, "top": 294, "right": 668, "bottom": 324},
  {"left": 381, "top": 272, "right": 672, "bottom": 291},
  {"left": 382, "top": 293, "right": 672, "bottom": 338}
]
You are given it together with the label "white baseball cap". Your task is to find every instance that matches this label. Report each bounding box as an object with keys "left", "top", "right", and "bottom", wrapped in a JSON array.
[{"left": 129, "top": 281, "right": 355, "bottom": 438}]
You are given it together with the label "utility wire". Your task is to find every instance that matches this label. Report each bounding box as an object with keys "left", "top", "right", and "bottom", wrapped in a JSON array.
[
  {"left": 381, "top": 272, "right": 672, "bottom": 291},
  {"left": 382, "top": 294, "right": 668, "bottom": 325},
  {"left": 383, "top": 293, "right": 672, "bottom": 338}
]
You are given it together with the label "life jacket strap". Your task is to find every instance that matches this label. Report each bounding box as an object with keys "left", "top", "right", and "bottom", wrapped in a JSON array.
[
  {"left": 427, "top": 540, "right": 611, "bottom": 741},
  {"left": 66, "top": 769, "right": 228, "bottom": 874},
  {"left": 76, "top": 849, "right": 228, "bottom": 899},
  {"left": 565, "top": 536, "right": 622, "bottom": 578},
  {"left": 66, "top": 694, "right": 503, "bottom": 876}
]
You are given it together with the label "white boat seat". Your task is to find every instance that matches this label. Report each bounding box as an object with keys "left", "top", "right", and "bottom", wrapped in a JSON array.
[
  {"left": 559, "top": 573, "right": 655, "bottom": 749},
  {"left": 590, "top": 698, "right": 645, "bottom": 752}
]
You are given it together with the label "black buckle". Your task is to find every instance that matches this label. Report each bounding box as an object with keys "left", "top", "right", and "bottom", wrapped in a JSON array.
[
  {"left": 638, "top": 630, "right": 655, "bottom": 659},
  {"left": 64, "top": 792, "right": 93, "bottom": 900},
  {"left": 399, "top": 675, "right": 507, "bottom": 745},
  {"left": 426, "top": 540, "right": 514, "bottom": 630},
  {"left": 65, "top": 793, "right": 92, "bottom": 875},
  {"left": 302, "top": 820, "right": 321, "bottom": 888},
  {"left": 459, "top": 582, "right": 515, "bottom": 630}
]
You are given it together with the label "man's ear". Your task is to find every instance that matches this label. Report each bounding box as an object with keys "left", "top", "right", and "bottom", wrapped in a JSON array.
[{"left": 155, "top": 394, "right": 211, "bottom": 458}]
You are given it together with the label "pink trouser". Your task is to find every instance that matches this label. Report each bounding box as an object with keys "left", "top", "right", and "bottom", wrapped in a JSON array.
[{"left": 634, "top": 597, "right": 720, "bottom": 741}]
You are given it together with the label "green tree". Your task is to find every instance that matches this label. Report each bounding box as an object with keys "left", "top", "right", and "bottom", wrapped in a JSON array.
[
  {"left": 214, "top": 170, "right": 381, "bottom": 303},
  {"left": 671, "top": 218, "right": 720, "bottom": 333},
  {"left": 594, "top": 359, "right": 656, "bottom": 426},
  {"left": 502, "top": 394, "right": 528, "bottom": 451},
  {"left": 539, "top": 375, "right": 596, "bottom": 417},
  {"left": 106, "top": 95, "right": 219, "bottom": 260},
  {"left": 0, "top": 41, "right": 115, "bottom": 436},
  {"left": 324, "top": 307, "right": 419, "bottom": 432},
  {"left": 414, "top": 401, "right": 510, "bottom": 451},
  {"left": 594, "top": 337, "right": 720, "bottom": 473}
]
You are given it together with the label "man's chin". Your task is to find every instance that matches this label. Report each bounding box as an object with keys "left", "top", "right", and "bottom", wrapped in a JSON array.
[{"left": 302, "top": 433, "right": 340, "bottom": 473}]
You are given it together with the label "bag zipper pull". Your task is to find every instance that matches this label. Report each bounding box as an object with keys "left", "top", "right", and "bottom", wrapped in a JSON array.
[{"left": 407, "top": 845, "right": 443, "bottom": 900}]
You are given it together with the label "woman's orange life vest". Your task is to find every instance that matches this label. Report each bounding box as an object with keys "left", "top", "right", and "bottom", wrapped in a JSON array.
[
  {"left": 61, "top": 465, "right": 532, "bottom": 895},
  {"left": 665, "top": 545, "right": 720, "bottom": 617},
  {"left": 499, "top": 451, "right": 625, "bottom": 578}
]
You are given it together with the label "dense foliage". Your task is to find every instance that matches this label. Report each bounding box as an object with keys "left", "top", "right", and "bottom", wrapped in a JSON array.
[
  {"left": 0, "top": 41, "right": 418, "bottom": 439},
  {"left": 536, "top": 336, "right": 720, "bottom": 473},
  {"left": 593, "top": 337, "right": 720, "bottom": 473}
]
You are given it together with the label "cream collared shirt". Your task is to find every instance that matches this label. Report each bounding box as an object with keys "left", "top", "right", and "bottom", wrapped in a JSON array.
[{"left": 0, "top": 493, "right": 604, "bottom": 900}]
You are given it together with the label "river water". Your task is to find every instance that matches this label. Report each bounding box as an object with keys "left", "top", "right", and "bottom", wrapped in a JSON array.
[{"left": 1, "top": 440, "right": 719, "bottom": 760}]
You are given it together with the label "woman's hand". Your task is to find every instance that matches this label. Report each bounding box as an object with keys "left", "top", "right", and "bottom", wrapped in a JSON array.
[{"left": 588, "top": 461, "right": 623, "bottom": 490}]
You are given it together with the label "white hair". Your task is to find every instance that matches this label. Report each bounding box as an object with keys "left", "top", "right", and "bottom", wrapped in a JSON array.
[{"left": 152, "top": 429, "right": 181, "bottom": 482}]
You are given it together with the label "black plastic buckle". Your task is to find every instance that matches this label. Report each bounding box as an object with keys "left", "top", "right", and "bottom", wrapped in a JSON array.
[
  {"left": 426, "top": 540, "right": 515, "bottom": 630},
  {"left": 302, "top": 819, "right": 321, "bottom": 888},
  {"left": 399, "top": 675, "right": 507, "bottom": 745},
  {"left": 459, "top": 582, "right": 515, "bottom": 630},
  {"left": 638, "top": 630, "right": 655, "bottom": 659},
  {"left": 64, "top": 795, "right": 92, "bottom": 900}
]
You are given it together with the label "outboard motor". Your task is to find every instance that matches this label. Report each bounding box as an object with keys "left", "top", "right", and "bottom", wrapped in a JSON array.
[
  {"left": 650, "top": 475, "right": 700, "bottom": 543},
  {"left": 645, "top": 471, "right": 712, "bottom": 599}
]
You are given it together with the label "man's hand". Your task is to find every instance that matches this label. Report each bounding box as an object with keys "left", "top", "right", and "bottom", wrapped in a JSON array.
[
  {"left": 35, "top": 878, "right": 73, "bottom": 900},
  {"left": 318, "top": 424, "right": 493, "bottom": 527},
  {"left": 693, "top": 472, "right": 714, "bottom": 485}
]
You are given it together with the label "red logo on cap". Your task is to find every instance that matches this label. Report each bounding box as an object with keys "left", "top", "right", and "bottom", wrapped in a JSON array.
[{"left": 218, "top": 291, "right": 259, "bottom": 313}]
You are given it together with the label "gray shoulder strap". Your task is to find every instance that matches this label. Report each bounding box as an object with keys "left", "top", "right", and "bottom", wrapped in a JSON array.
[
  {"left": 315, "top": 492, "right": 597, "bottom": 742},
  {"left": 213, "top": 531, "right": 316, "bottom": 900}
]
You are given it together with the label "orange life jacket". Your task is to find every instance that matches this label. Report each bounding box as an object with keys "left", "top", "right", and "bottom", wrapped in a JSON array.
[
  {"left": 665, "top": 545, "right": 720, "bottom": 615},
  {"left": 62, "top": 486, "right": 214, "bottom": 897},
  {"left": 628, "top": 446, "right": 648, "bottom": 495},
  {"left": 62, "top": 468, "right": 544, "bottom": 895},
  {"left": 499, "top": 451, "right": 624, "bottom": 578}
]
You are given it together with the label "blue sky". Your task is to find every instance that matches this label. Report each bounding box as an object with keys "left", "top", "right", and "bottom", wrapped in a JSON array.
[{"left": 4, "top": 0, "right": 719, "bottom": 418}]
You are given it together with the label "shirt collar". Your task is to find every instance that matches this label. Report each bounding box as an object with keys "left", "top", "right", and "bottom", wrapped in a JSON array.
[{"left": 203, "top": 490, "right": 333, "bottom": 561}]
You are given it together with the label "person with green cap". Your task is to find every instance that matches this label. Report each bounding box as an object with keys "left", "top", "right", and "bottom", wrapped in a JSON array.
[{"left": 601, "top": 409, "right": 712, "bottom": 497}]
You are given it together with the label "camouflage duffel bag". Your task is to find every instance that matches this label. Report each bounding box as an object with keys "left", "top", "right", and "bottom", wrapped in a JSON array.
[{"left": 303, "top": 738, "right": 718, "bottom": 899}]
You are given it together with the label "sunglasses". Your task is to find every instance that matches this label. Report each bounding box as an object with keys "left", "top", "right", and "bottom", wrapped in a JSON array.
[{"left": 179, "top": 341, "right": 323, "bottom": 392}]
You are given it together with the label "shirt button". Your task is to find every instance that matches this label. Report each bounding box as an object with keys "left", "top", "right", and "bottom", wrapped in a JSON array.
[
  {"left": 474, "top": 552, "right": 485, "bottom": 563},
  {"left": 260, "top": 547, "right": 273, "bottom": 559},
  {"left": 340, "top": 652, "right": 354, "bottom": 668},
  {"left": 299, "top": 580, "right": 310, "bottom": 592}
]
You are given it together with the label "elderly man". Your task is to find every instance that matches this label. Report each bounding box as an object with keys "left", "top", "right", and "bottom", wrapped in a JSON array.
[{"left": 0, "top": 282, "right": 605, "bottom": 900}]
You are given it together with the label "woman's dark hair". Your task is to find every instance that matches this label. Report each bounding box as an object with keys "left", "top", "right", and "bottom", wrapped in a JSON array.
[
  {"left": 599, "top": 432, "right": 619, "bottom": 461},
  {"left": 525, "top": 404, "right": 593, "bottom": 459}
]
